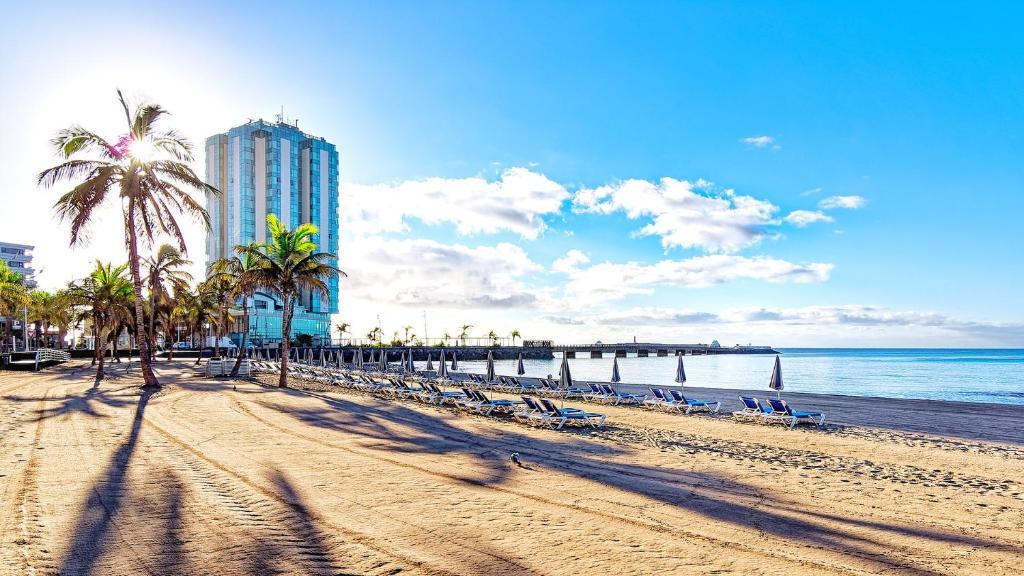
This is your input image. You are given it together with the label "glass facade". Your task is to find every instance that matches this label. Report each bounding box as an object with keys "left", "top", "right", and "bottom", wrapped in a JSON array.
[{"left": 205, "top": 120, "right": 339, "bottom": 344}]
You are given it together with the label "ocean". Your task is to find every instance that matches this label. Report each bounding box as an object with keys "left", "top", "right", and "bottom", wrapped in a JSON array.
[{"left": 456, "top": 348, "right": 1024, "bottom": 405}]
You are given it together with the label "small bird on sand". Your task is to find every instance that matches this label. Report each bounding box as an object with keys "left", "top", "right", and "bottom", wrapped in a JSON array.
[{"left": 510, "top": 452, "right": 523, "bottom": 467}]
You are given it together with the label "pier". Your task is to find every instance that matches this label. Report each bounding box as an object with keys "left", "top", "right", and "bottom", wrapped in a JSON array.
[
  {"left": 551, "top": 342, "right": 777, "bottom": 358},
  {"left": 283, "top": 342, "right": 779, "bottom": 362}
]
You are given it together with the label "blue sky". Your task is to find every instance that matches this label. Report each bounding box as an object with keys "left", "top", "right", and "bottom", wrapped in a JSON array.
[{"left": 2, "top": 1, "right": 1023, "bottom": 345}]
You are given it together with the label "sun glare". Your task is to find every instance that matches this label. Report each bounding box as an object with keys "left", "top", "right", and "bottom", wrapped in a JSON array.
[{"left": 128, "top": 138, "right": 159, "bottom": 162}]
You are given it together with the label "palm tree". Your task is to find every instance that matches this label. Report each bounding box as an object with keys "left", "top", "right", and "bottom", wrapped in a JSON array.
[
  {"left": 145, "top": 244, "right": 192, "bottom": 358},
  {"left": 403, "top": 324, "right": 414, "bottom": 345},
  {"left": 0, "top": 262, "right": 28, "bottom": 350},
  {"left": 334, "top": 322, "right": 350, "bottom": 345},
  {"left": 441, "top": 331, "right": 451, "bottom": 347},
  {"left": 67, "top": 261, "right": 133, "bottom": 380},
  {"left": 459, "top": 324, "right": 472, "bottom": 346},
  {"left": 210, "top": 247, "right": 260, "bottom": 376},
  {"left": 488, "top": 329, "right": 499, "bottom": 346},
  {"left": 510, "top": 329, "right": 521, "bottom": 346},
  {"left": 39, "top": 91, "right": 216, "bottom": 388},
  {"left": 29, "top": 290, "right": 57, "bottom": 348},
  {"left": 51, "top": 289, "right": 76, "bottom": 349},
  {"left": 240, "top": 214, "right": 340, "bottom": 387},
  {"left": 201, "top": 273, "right": 234, "bottom": 360},
  {"left": 365, "top": 329, "right": 377, "bottom": 345},
  {"left": 154, "top": 288, "right": 179, "bottom": 360},
  {"left": 173, "top": 284, "right": 218, "bottom": 365}
]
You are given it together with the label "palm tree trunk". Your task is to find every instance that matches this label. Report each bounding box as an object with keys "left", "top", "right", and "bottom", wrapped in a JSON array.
[
  {"left": 91, "top": 323, "right": 100, "bottom": 367},
  {"left": 112, "top": 328, "right": 121, "bottom": 363},
  {"left": 214, "top": 304, "right": 223, "bottom": 359},
  {"left": 148, "top": 292, "right": 157, "bottom": 362},
  {"left": 279, "top": 294, "right": 292, "bottom": 388},
  {"left": 96, "top": 329, "right": 106, "bottom": 381},
  {"left": 125, "top": 204, "right": 159, "bottom": 388},
  {"left": 231, "top": 299, "right": 249, "bottom": 376},
  {"left": 195, "top": 325, "right": 203, "bottom": 366}
]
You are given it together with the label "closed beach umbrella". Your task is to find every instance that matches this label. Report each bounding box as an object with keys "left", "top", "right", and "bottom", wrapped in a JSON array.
[
  {"left": 450, "top": 352, "right": 458, "bottom": 371},
  {"left": 426, "top": 353, "right": 434, "bottom": 372},
  {"left": 437, "top": 349, "right": 448, "bottom": 380},
  {"left": 558, "top": 355, "right": 573, "bottom": 407},
  {"left": 485, "top": 350, "right": 495, "bottom": 382},
  {"left": 611, "top": 356, "right": 621, "bottom": 383},
  {"left": 407, "top": 348, "right": 415, "bottom": 372},
  {"left": 675, "top": 355, "right": 687, "bottom": 387},
  {"left": 379, "top": 350, "right": 388, "bottom": 372},
  {"left": 398, "top": 351, "right": 406, "bottom": 374},
  {"left": 516, "top": 352, "right": 525, "bottom": 376},
  {"left": 355, "top": 347, "right": 364, "bottom": 369},
  {"left": 319, "top": 348, "right": 325, "bottom": 366},
  {"left": 768, "top": 355, "right": 783, "bottom": 399},
  {"left": 336, "top": 351, "right": 342, "bottom": 369}
]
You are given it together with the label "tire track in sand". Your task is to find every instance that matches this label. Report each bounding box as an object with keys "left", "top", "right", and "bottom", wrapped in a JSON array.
[
  {"left": 141, "top": 402, "right": 462, "bottom": 575},
  {"left": 4, "top": 383, "right": 60, "bottom": 576}
]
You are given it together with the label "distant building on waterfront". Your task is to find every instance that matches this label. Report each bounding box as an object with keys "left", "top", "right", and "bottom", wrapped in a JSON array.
[
  {"left": 0, "top": 241, "right": 34, "bottom": 286},
  {"left": 204, "top": 116, "right": 339, "bottom": 345},
  {"left": 0, "top": 241, "right": 34, "bottom": 350}
]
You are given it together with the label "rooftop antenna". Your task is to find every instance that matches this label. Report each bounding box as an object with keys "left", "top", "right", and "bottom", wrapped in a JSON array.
[{"left": 276, "top": 105, "right": 284, "bottom": 124}]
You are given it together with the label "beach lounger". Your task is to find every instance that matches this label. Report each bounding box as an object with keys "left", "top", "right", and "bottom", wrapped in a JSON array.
[
  {"left": 644, "top": 388, "right": 678, "bottom": 410},
  {"left": 732, "top": 395, "right": 763, "bottom": 418},
  {"left": 539, "top": 399, "right": 606, "bottom": 429},
  {"left": 469, "top": 390, "right": 521, "bottom": 416},
  {"left": 586, "top": 383, "right": 613, "bottom": 402},
  {"left": 514, "top": 396, "right": 550, "bottom": 425},
  {"left": 456, "top": 387, "right": 486, "bottom": 411},
  {"left": 668, "top": 390, "right": 721, "bottom": 414},
  {"left": 767, "top": 398, "right": 825, "bottom": 428},
  {"left": 601, "top": 385, "right": 646, "bottom": 406}
]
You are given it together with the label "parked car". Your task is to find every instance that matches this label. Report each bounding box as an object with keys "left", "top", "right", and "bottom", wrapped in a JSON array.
[{"left": 172, "top": 341, "right": 192, "bottom": 350}]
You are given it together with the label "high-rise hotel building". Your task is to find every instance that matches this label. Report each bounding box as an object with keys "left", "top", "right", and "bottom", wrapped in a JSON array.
[{"left": 204, "top": 118, "right": 339, "bottom": 344}]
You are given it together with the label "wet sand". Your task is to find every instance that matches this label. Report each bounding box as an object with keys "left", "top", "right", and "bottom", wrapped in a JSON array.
[{"left": 1, "top": 361, "right": 1021, "bottom": 575}]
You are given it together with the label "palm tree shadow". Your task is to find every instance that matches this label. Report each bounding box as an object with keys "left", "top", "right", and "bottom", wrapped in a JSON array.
[
  {"left": 57, "top": 388, "right": 152, "bottom": 575},
  {"left": 269, "top": 469, "right": 355, "bottom": 575}
]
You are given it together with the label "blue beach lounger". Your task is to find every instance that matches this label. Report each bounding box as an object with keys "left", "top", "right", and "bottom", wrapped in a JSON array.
[
  {"left": 540, "top": 399, "right": 606, "bottom": 429},
  {"left": 668, "top": 390, "right": 721, "bottom": 414},
  {"left": 645, "top": 388, "right": 678, "bottom": 410},
  {"left": 767, "top": 398, "right": 826, "bottom": 428},
  {"left": 601, "top": 385, "right": 646, "bottom": 406},
  {"left": 732, "top": 396, "right": 762, "bottom": 418}
]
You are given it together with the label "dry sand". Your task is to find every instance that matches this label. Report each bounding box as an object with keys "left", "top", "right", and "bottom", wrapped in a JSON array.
[{"left": 1, "top": 361, "right": 1021, "bottom": 575}]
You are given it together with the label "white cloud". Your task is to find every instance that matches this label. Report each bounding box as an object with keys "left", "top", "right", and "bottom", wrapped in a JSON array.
[
  {"left": 819, "top": 195, "right": 868, "bottom": 210},
  {"left": 555, "top": 253, "right": 833, "bottom": 304},
  {"left": 800, "top": 187, "right": 823, "bottom": 197},
  {"left": 572, "top": 178, "right": 779, "bottom": 253},
  {"left": 552, "top": 249, "right": 589, "bottom": 274},
  {"left": 740, "top": 135, "right": 777, "bottom": 149},
  {"left": 784, "top": 210, "right": 834, "bottom": 227},
  {"left": 343, "top": 167, "right": 568, "bottom": 239},
  {"left": 545, "top": 305, "right": 1024, "bottom": 346},
  {"left": 339, "top": 236, "right": 546, "bottom": 309}
]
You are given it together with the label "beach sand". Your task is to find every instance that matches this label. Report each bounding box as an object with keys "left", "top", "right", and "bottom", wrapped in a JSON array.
[{"left": 1, "top": 362, "right": 1021, "bottom": 575}]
